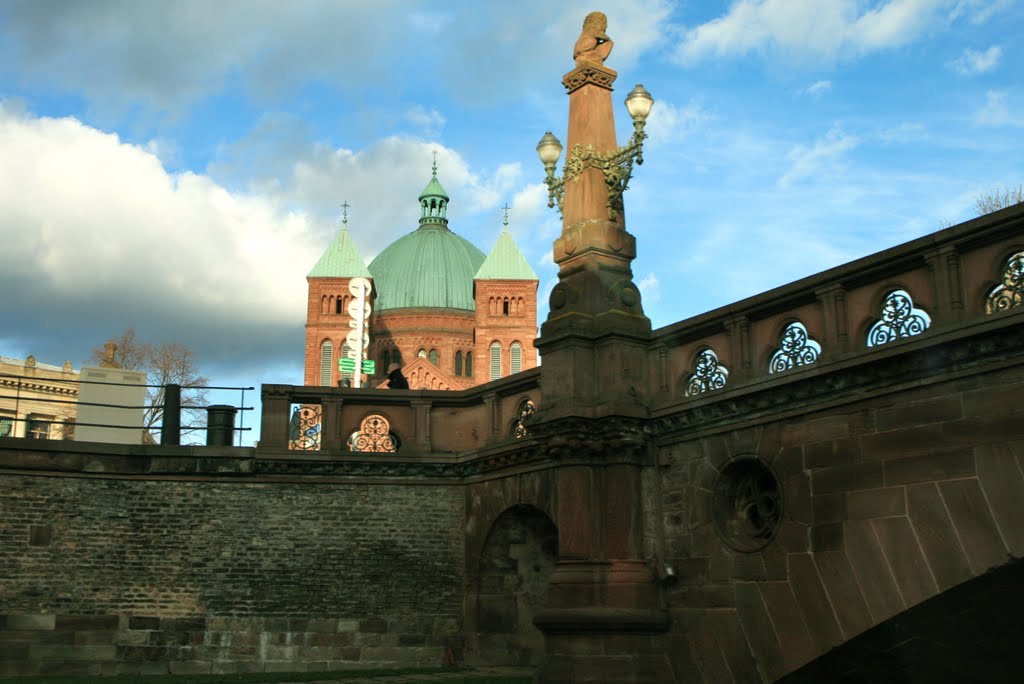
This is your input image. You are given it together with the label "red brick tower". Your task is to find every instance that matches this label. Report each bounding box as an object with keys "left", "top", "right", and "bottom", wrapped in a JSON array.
[
  {"left": 303, "top": 210, "right": 374, "bottom": 387},
  {"left": 473, "top": 209, "right": 540, "bottom": 382}
]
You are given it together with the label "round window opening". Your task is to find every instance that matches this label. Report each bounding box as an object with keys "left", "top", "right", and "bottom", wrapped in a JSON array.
[{"left": 712, "top": 458, "right": 782, "bottom": 552}]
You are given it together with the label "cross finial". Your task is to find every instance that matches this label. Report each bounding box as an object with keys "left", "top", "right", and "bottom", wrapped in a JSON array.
[
  {"left": 340, "top": 201, "right": 350, "bottom": 225},
  {"left": 431, "top": 148, "right": 438, "bottom": 177},
  {"left": 501, "top": 203, "right": 511, "bottom": 229}
]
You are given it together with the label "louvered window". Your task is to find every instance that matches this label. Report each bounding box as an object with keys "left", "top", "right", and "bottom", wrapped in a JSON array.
[
  {"left": 511, "top": 342, "right": 522, "bottom": 374},
  {"left": 490, "top": 342, "right": 501, "bottom": 380},
  {"left": 320, "top": 341, "right": 333, "bottom": 386}
]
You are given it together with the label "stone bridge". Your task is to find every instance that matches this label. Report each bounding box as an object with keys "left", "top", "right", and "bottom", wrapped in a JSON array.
[{"left": 1, "top": 204, "right": 1020, "bottom": 681}]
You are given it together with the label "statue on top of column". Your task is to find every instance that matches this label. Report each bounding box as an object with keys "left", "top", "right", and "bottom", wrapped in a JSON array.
[{"left": 573, "top": 11, "right": 613, "bottom": 66}]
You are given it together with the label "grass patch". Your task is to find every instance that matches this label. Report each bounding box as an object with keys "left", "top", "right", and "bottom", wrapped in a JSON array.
[{"left": 0, "top": 669, "right": 531, "bottom": 684}]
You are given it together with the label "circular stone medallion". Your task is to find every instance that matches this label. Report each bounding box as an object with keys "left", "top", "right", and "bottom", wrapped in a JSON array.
[{"left": 712, "top": 458, "right": 782, "bottom": 552}]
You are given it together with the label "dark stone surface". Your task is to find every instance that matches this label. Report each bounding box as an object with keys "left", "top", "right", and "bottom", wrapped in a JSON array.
[{"left": 779, "top": 558, "right": 1024, "bottom": 683}]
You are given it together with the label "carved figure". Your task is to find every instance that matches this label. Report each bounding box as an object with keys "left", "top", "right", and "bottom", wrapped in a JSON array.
[
  {"left": 574, "top": 11, "right": 613, "bottom": 66},
  {"left": 99, "top": 340, "right": 120, "bottom": 368}
]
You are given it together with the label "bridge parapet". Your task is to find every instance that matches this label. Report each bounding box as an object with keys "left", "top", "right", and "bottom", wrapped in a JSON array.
[
  {"left": 650, "top": 203, "right": 1024, "bottom": 404},
  {"left": 257, "top": 367, "right": 541, "bottom": 457}
]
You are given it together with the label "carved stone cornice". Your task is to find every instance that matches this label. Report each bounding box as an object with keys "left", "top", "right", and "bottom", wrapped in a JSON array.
[
  {"left": 527, "top": 414, "right": 649, "bottom": 465},
  {"left": 562, "top": 64, "right": 618, "bottom": 93},
  {"left": 254, "top": 457, "right": 467, "bottom": 479},
  {"left": 0, "top": 377, "right": 78, "bottom": 397}
]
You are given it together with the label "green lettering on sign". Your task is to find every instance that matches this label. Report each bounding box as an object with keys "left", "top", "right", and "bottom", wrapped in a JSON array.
[
  {"left": 362, "top": 360, "right": 376, "bottom": 374},
  {"left": 339, "top": 358, "right": 356, "bottom": 372}
]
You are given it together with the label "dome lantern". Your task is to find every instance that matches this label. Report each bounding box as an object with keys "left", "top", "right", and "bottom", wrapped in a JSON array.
[{"left": 418, "top": 153, "right": 450, "bottom": 229}]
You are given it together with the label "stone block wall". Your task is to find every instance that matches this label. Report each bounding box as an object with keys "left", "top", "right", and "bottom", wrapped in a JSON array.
[
  {"left": 0, "top": 474, "right": 464, "bottom": 676},
  {"left": 655, "top": 361, "right": 1024, "bottom": 682}
]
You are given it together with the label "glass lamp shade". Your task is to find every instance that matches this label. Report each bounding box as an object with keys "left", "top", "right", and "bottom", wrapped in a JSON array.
[
  {"left": 624, "top": 84, "right": 654, "bottom": 122},
  {"left": 536, "top": 131, "right": 563, "bottom": 165}
]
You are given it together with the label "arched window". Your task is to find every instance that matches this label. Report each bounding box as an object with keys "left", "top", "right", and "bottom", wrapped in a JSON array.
[
  {"left": 335, "top": 297, "right": 343, "bottom": 314},
  {"left": 418, "top": 348, "right": 427, "bottom": 358},
  {"left": 466, "top": 352, "right": 473, "bottom": 377},
  {"left": 320, "top": 340, "right": 333, "bottom": 386},
  {"left": 490, "top": 342, "right": 501, "bottom": 380},
  {"left": 429, "top": 349, "right": 439, "bottom": 366},
  {"left": 503, "top": 299, "right": 510, "bottom": 316},
  {"left": 511, "top": 342, "right": 522, "bottom": 374},
  {"left": 381, "top": 349, "right": 391, "bottom": 373},
  {"left": 455, "top": 351, "right": 463, "bottom": 376}
]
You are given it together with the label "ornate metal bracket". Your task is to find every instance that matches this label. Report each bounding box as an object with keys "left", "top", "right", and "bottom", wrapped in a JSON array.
[{"left": 543, "top": 121, "right": 647, "bottom": 221}]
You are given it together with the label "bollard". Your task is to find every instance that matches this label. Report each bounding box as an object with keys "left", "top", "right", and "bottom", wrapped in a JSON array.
[
  {"left": 161, "top": 383, "right": 181, "bottom": 446},
  {"left": 206, "top": 404, "right": 238, "bottom": 447}
]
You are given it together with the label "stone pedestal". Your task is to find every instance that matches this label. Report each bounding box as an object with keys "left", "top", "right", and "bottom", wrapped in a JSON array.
[{"left": 531, "top": 52, "right": 668, "bottom": 683}]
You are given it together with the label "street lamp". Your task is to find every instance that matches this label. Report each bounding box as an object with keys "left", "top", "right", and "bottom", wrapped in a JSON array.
[{"left": 537, "top": 84, "right": 654, "bottom": 220}]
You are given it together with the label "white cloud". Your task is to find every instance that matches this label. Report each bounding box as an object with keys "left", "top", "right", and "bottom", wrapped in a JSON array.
[
  {"left": 0, "top": 1, "right": 674, "bottom": 114},
  {"left": 403, "top": 106, "right": 446, "bottom": 136},
  {"left": 0, "top": 104, "right": 323, "bottom": 367},
  {"left": 778, "top": 125, "right": 860, "bottom": 187},
  {"left": 946, "top": 45, "right": 1002, "bottom": 74},
  {"left": 974, "top": 90, "right": 1024, "bottom": 127},
  {"left": 801, "top": 80, "right": 833, "bottom": 96},
  {"left": 637, "top": 273, "right": 661, "bottom": 303},
  {"left": 949, "top": 0, "right": 1013, "bottom": 24},
  {"left": 645, "top": 100, "right": 710, "bottom": 146},
  {"left": 674, "top": 0, "right": 985, "bottom": 65}
]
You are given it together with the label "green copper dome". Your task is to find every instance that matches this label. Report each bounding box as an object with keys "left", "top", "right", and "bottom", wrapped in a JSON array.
[
  {"left": 368, "top": 164, "right": 485, "bottom": 311},
  {"left": 369, "top": 229, "right": 485, "bottom": 311}
]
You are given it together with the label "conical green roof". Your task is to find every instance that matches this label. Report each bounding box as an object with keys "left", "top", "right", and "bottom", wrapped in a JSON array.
[
  {"left": 308, "top": 224, "right": 370, "bottom": 278},
  {"left": 419, "top": 173, "right": 449, "bottom": 202},
  {"left": 475, "top": 221, "right": 538, "bottom": 280}
]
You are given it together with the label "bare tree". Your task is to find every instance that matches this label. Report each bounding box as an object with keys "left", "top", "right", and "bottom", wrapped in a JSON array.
[
  {"left": 89, "top": 328, "right": 210, "bottom": 442},
  {"left": 975, "top": 185, "right": 1024, "bottom": 215}
]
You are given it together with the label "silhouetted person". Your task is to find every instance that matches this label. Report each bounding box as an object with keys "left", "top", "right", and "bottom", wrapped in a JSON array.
[{"left": 386, "top": 363, "right": 409, "bottom": 389}]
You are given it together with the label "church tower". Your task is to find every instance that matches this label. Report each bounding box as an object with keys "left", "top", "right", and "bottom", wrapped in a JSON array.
[
  {"left": 473, "top": 209, "right": 540, "bottom": 381},
  {"left": 303, "top": 208, "right": 373, "bottom": 387}
]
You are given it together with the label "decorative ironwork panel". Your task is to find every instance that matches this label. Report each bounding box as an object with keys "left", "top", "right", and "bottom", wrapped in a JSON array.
[
  {"left": 685, "top": 349, "right": 729, "bottom": 397},
  {"left": 769, "top": 321, "right": 821, "bottom": 373},
  {"left": 986, "top": 251, "right": 1024, "bottom": 314},
  {"left": 512, "top": 400, "right": 536, "bottom": 439},
  {"left": 288, "top": 404, "right": 321, "bottom": 451},
  {"left": 350, "top": 413, "right": 398, "bottom": 453},
  {"left": 713, "top": 458, "right": 782, "bottom": 553},
  {"left": 867, "top": 290, "right": 931, "bottom": 347}
]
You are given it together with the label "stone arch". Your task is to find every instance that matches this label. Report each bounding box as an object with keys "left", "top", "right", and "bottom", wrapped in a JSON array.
[{"left": 467, "top": 504, "right": 558, "bottom": 667}]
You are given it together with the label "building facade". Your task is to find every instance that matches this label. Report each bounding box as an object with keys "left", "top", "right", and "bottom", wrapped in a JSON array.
[
  {"left": 303, "top": 163, "right": 539, "bottom": 390},
  {"left": 0, "top": 355, "right": 78, "bottom": 440}
]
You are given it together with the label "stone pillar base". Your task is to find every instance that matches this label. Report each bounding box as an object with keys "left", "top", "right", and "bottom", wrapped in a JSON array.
[{"left": 534, "top": 607, "right": 673, "bottom": 683}]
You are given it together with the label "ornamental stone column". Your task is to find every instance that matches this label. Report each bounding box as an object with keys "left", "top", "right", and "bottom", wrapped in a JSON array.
[{"left": 531, "top": 11, "right": 672, "bottom": 683}]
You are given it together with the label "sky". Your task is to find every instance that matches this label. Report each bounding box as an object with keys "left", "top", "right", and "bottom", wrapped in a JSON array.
[{"left": 1, "top": 0, "right": 1021, "bottom": 443}]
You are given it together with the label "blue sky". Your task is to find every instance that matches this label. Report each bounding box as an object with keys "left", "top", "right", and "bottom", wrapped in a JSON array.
[{"left": 1, "top": 1, "right": 1021, "bottom": 442}]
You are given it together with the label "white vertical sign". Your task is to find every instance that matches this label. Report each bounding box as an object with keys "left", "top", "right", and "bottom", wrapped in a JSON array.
[{"left": 346, "top": 277, "right": 372, "bottom": 388}]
